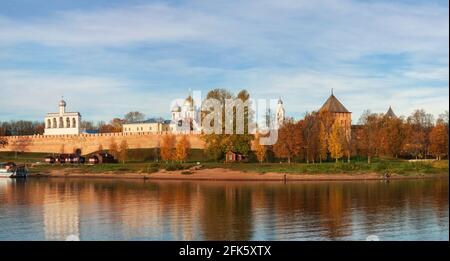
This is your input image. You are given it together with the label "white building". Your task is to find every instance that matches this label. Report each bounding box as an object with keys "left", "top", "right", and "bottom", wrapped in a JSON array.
[
  {"left": 276, "top": 98, "right": 285, "bottom": 128},
  {"left": 44, "top": 99, "right": 84, "bottom": 135},
  {"left": 170, "top": 96, "right": 202, "bottom": 134},
  {"left": 123, "top": 120, "right": 170, "bottom": 134}
]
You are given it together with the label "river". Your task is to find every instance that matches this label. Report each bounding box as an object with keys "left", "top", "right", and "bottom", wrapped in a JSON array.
[{"left": 0, "top": 177, "right": 448, "bottom": 241}]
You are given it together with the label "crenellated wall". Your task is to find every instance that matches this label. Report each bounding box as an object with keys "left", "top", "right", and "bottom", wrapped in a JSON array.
[{"left": 0, "top": 132, "right": 206, "bottom": 155}]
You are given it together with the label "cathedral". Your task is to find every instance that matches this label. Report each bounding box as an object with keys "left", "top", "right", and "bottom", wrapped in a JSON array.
[
  {"left": 169, "top": 95, "right": 286, "bottom": 134},
  {"left": 170, "top": 95, "right": 202, "bottom": 134}
]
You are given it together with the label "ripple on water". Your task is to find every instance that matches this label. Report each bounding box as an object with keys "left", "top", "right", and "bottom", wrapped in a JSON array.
[{"left": 0, "top": 178, "right": 448, "bottom": 240}]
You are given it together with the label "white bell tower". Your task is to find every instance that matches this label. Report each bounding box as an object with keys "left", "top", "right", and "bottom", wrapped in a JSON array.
[{"left": 276, "top": 97, "right": 285, "bottom": 128}]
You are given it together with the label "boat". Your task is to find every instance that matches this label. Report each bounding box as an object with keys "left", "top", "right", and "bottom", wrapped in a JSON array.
[{"left": 0, "top": 162, "right": 28, "bottom": 178}]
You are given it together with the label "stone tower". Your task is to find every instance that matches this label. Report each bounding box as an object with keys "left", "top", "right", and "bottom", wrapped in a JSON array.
[
  {"left": 319, "top": 90, "right": 352, "bottom": 140},
  {"left": 385, "top": 106, "right": 397, "bottom": 118}
]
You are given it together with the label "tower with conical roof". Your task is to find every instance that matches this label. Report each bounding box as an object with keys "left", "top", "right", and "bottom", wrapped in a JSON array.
[
  {"left": 385, "top": 106, "right": 397, "bottom": 118},
  {"left": 319, "top": 89, "right": 352, "bottom": 140}
]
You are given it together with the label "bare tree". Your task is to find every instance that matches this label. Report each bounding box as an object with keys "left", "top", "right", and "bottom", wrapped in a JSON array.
[{"left": 124, "top": 111, "right": 145, "bottom": 123}]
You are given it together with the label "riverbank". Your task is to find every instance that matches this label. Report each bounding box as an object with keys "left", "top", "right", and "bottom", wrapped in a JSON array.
[{"left": 28, "top": 166, "right": 448, "bottom": 181}]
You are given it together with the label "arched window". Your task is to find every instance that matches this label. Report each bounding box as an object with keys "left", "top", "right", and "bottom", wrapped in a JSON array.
[
  {"left": 66, "top": 117, "right": 71, "bottom": 128},
  {"left": 53, "top": 118, "right": 57, "bottom": 128},
  {"left": 59, "top": 117, "right": 64, "bottom": 128},
  {"left": 72, "top": 118, "right": 76, "bottom": 128},
  {"left": 47, "top": 119, "right": 51, "bottom": 128}
]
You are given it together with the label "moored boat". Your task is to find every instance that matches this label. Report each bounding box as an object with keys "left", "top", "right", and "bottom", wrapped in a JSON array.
[{"left": 0, "top": 162, "right": 28, "bottom": 178}]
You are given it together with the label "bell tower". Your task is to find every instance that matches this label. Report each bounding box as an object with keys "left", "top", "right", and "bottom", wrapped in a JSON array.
[
  {"left": 59, "top": 96, "right": 66, "bottom": 115},
  {"left": 276, "top": 97, "right": 285, "bottom": 128}
]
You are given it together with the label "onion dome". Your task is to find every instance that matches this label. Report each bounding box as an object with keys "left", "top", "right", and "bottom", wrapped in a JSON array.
[{"left": 171, "top": 103, "right": 181, "bottom": 112}]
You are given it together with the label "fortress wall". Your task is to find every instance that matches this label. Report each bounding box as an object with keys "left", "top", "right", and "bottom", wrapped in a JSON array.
[{"left": 0, "top": 132, "right": 205, "bottom": 155}]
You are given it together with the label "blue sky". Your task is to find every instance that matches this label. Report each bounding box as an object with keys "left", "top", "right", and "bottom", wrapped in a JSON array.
[{"left": 0, "top": 0, "right": 448, "bottom": 123}]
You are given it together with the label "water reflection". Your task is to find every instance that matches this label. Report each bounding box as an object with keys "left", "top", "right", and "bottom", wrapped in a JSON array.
[{"left": 0, "top": 178, "right": 448, "bottom": 241}]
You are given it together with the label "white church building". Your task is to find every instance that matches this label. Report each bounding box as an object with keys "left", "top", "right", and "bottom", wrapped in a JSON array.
[
  {"left": 170, "top": 95, "right": 202, "bottom": 134},
  {"left": 44, "top": 98, "right": 84, "bottom": 135}
]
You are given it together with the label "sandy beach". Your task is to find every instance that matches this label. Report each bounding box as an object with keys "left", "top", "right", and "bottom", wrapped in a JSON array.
[{"left": 28, "top": 167, "right": 448, "bottom": 181}]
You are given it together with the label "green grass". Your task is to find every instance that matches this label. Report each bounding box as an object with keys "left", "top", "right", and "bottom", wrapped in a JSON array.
[
  {"left": 0, "top": 152, "right": 48, "bottom": 163},
  {"left": 121, "top": 148, "right": 212, "bottom": 163},
  {"left": 201, "top": 159, "right": 448, "bottom": 175},
  {"left": 2, "top": 151, "right": 447, "bottom": 176},
  {"left": 28, "top": 161, "right": 197, "bottom": 174}
]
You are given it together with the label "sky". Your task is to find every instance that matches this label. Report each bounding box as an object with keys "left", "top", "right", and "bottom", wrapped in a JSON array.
[{"left": 0, "top": 0, "right": 448, "bottom": 123}]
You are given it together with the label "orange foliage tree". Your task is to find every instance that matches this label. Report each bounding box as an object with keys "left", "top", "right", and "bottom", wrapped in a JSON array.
[
  {"left": 429, "top": 120, "right": 448, "bottom": 160},
  {"left": 403, "top": 110, "right": 434, "bottom": 159},
  {"left": 254, "top": 133, "right": 267, "bottom": 164},
  {"left": 381, "top": 116, "right": 406, "bottom": 158},
  {"left": 328, "top": 123, "right": 344, "bottom": 162},
  {"left": 358, "top": 111, "right": 383, "bottom": 164},
  {"left": 302, "top": 112, "right": 321, "bottom": 163},
  {"left": 109, "top": 138, "right": 119, "bottom": 159},
  {"left": 175, "top": 135, "right": 191, "bottom": 163},
  {"left": 273, "top": 120, "right": 302, "bottom": 164},
  {"left": 118, "top": 140, "right": 129, "bottom": 164},
  {"left": 161, "top": 134, "right": 176, "bottom": 162}
]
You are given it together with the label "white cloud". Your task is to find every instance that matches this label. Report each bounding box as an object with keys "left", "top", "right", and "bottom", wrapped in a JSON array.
[
  {"left": 0, "top": 0, "right": 448, "bottom": 123},
  {"left": 0, "top": 0, "right": 447, "bottom": 57},
  {"left": 0, "top": 70, "right": 178, "bottom": 121}
]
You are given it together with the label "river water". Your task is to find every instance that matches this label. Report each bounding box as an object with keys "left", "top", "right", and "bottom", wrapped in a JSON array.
[{"left": 0, "top": 177, "right": 448, "bottom": 241}]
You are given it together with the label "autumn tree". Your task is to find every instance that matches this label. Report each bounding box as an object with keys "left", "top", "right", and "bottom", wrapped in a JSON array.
[
  {"left": 161, "top": 134, "right": 176, "bottom": 162},
  {"left": 403, "top": 109, "right": 434, "bottom": 159},
  {"left": 118, "top": 140, "right": 129, "bottom": 164},
  {"left": 201, "top": 88, "right": 253, "bottom": 160},
  {"left": 328, "top": 123, "right": 344, "bottom": 162},
  {"left": 273, "top": 120, "right": 302, "bottom": 164},
  {"left": 342, "top": 131, "right": 351, "bottom": 163},
  {"left": 109, "top": 138, "right": 119, "bottom": 159},
  {"left": 317, "top": 110, "right": 335, "bottom": 163},
  {"left": 429, "top": 120, "right": 448, "bottom": 160},
  {"left": 438, "top": 111, "right": 449, "bottom": 126},
  {"left": 318, "top": 122, "right": 328, "bottom": 163},
  {"left": 175, "top": 135, "right": 190, "bottom": 163},
  {"left": 381, "top": 116, "right": 406, "bottom": 158},
  {"left": 98, "top": 118, "right": 123, "bottom": 133},
  {"left": 359, "top": 111, "right": 382, "bottom": 164},
  {"left": 302, "top": 112, "right": 320, "bottom": 163},
  {"left": 254, "top": 134, "right": 267, "bottom": 164}
]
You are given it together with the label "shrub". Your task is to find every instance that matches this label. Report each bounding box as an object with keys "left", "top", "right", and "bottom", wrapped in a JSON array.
[{"left": 165, "top": 163, "right": 184, "bottom": 171}]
